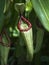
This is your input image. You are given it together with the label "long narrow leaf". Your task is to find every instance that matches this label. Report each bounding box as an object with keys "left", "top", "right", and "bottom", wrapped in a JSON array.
[
  {"left": 0, "top": 0, "right": 5, "bottom": 33},
  {"left": 34, "top": 27, "right": 44, "bottom": 53},
  {"left": 31, "top": 0, "right": 49, "bottom": 31}
]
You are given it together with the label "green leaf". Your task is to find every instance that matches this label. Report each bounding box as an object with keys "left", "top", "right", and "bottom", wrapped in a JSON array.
[
  {"left": 25, "top": 0, "right": 32, "bottom": 12},
  {"left": 0, "top": 0, "right": 5, "bottom": 33},
  {"left": 0, "top": 0, "right": 5, "bottom": 15},
  {"left": 31, "top": 0, "right": 49, "bottom": 31},
  {"left": 0, "top": 15, "right": 4, "bottom": 33},
  {"left": 3, "top": 0, "right": 11, "bottom": 13},
  {"left": 34, "top": 27, "right": 44, "bottom": 53}
]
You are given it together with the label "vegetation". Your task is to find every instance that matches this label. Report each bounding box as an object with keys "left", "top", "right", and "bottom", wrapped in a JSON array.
[{"left": 0, "top": 0, "right": 49, "bottom": 65}]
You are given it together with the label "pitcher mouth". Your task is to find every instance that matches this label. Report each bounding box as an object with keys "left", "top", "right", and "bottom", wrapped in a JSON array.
[{"left": 18, "top": 16, "right": 32, "bottom": 32}]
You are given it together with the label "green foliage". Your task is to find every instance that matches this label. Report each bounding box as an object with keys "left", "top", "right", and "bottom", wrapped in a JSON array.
[
  {"left": 0, "top": 0, "right": 48, "bottom": 65},
  {"left": 0, "top": 0, "right": 5, "bottom": 33},
  {"left": 31, "top": 0, "right": 49, "bottom": 31},
  {"left": 25, "top": 0, "right": 32, "bottom": 12},
  {"left": 0, "top": 33, "right": 10, "bottom": 65}
]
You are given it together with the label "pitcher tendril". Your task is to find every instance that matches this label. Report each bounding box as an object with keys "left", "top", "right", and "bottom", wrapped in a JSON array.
[{"left": 18, "top": 16, "right": 32, "bottom": 31}]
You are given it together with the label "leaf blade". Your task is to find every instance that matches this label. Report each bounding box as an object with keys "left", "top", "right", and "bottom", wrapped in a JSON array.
[
  {"left": 31, "top": 0, "right": 49, "bottom": 31},
  {"left": 0, "top": 0, "right": 5, "bottom": 33}
]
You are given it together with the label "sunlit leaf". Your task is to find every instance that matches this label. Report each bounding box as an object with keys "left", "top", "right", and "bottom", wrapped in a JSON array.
[
  {"left": 25, "top": 0, "right": 32, "bottom": 12},
  {"left": 31, "top": 0, "right": 49, "bottom": 31}
]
